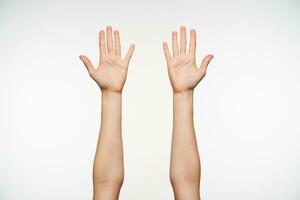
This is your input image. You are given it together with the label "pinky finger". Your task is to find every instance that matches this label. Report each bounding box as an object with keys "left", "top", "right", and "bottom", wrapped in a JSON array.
[
  {"left": 124, "top": 44, "right": 135, "bottom": 66},
  {"left": 198, "top": 54, "right": 214, "bottom": 76},
  {"left": 163, "top": 42, "right": 172, "bottom": 63}
]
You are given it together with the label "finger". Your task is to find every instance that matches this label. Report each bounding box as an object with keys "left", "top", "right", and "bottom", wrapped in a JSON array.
[
  {"left": 124, "top": 44, "right": 135, "bottom": 66},
  {"left": 198, "top": 54, "right": 214, "bottom": 77},
  {"left": 106, "top": 26, "right": 114, "bottom": 54},
  {"left": 99, "top": 30, "right": 106, "bottom": 60},
  {"left": 79, "top": 55, "right": 96, "bottom": 77},
  {"left": 189, "top": 29, "right": 196, "bottom": 55},
  {"left": 114, "top": 30, "right": 121, "bottom": 56},
  {"left": 172, "top": 31, "right": 179, "bottom": 57},
  {"left": 180, "top": 26, "right": 186, "bottom": 54},
  {"left": 163, "top": 42, "right": 172, "bottom": 63}
]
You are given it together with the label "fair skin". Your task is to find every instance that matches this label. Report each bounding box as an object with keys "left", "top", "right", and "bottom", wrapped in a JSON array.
[
  {"left": 163, "top": 26, "right": 213, "bottom": 200},
  {"left": 79, "top": 26, "right": 134, "bottom": 200},
  {"left": 80, "top": 25, "right": 212, "bottom": 199}
]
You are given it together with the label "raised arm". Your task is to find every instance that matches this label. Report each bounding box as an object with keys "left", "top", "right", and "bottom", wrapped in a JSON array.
[
  {"left": 80, "top": 26, "right": 134, "bottom": 200},
  {"left": 163, "top": 26, "right": 213, "bottom": 200}
]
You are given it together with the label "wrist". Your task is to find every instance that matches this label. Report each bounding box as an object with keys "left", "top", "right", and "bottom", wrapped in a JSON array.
[
  {"left": 101, "top": 89, "right": 122, "bottom": 109},
  {"left": 101, "top": 89, "right": 122, "bottom": 96},
  {"left": 172, "top": 89, "right": 194, "bottom": 116},
  {"left": 101, "top": 90, "right": 122, "bottom": 103},
  {"left": 173, "top": 89, "right": 194, "bottom": 99}
]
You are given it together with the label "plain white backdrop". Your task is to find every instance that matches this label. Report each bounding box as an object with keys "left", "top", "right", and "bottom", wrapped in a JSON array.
[{"left": 1, "top": 0, "right": 300, "bottom": 199}]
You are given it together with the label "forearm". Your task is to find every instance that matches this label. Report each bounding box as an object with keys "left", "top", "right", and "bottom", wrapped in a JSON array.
[
  {"left": 93, "top": 91, "right": 124, "bottom": 196},
  {"left": 170, "top": 90, "right": 201, "bottom": 199},
  {"left": 80, "top": 26, "right": 134, "bottom": 200}
]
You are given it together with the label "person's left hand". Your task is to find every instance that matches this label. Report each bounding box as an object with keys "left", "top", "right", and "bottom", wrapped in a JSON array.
[{"left": 163, "top": 26, "right": 213, "bottom": 94}]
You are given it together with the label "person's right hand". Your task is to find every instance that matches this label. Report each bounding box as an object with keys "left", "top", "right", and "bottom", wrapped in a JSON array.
[
  {"left": 163, "top": 26, "right": 213, "bottom": 94},
  {"left": 80, "top": 26, "right": 135, "bottom": 93}
]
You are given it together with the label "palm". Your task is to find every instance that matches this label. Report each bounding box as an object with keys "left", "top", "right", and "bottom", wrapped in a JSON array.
[
  {"left": 93, "top": 55, "right": 127, "bottom": 92},
  {"left": 168, "top": 54, "right": 200, "bottom": 92},
  {"left": 163, "top": 27, "right": 213, "bottom": 93},
  {"left": 80, "top": 26, "right": 135, "bottom": 93}
]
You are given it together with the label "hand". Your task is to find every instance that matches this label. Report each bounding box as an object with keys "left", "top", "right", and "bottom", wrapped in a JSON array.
[
  {"left": 163, "top": 26, "right": 213, "bottom": 94},
  {"left": 80, "top": 26, "right": 135, "bottom": 93}
]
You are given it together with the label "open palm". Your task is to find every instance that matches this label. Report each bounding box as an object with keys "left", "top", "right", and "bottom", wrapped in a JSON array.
[
  {"left": 163, "top": 26, "right": 213, "bottom": 93},
  {"left": 80, "top": 26, "right": 135, "bottom": 93}
]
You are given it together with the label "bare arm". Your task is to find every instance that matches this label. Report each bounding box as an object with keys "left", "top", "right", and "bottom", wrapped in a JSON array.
[
  {"left": 80, "top": 26, "right": 134, "bottom": 200},
  {"left": 163, "top": 26, "right": 213, "bottom": 200}
]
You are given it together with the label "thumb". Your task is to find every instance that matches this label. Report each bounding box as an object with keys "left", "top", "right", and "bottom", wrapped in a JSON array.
[
  {"left": 124, "top": 44, "right": 135, "bottom": 67},
  {"left": 198, "top": 54, "right": 214, "bottom": 78},
  {"left": 79, "top": 55, "right": 96, "bottom": 77}
]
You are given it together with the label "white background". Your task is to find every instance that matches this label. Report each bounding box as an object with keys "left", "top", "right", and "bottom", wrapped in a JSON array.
[{"left": 1, "top": 0, "right": 300, "bottom": 199}]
